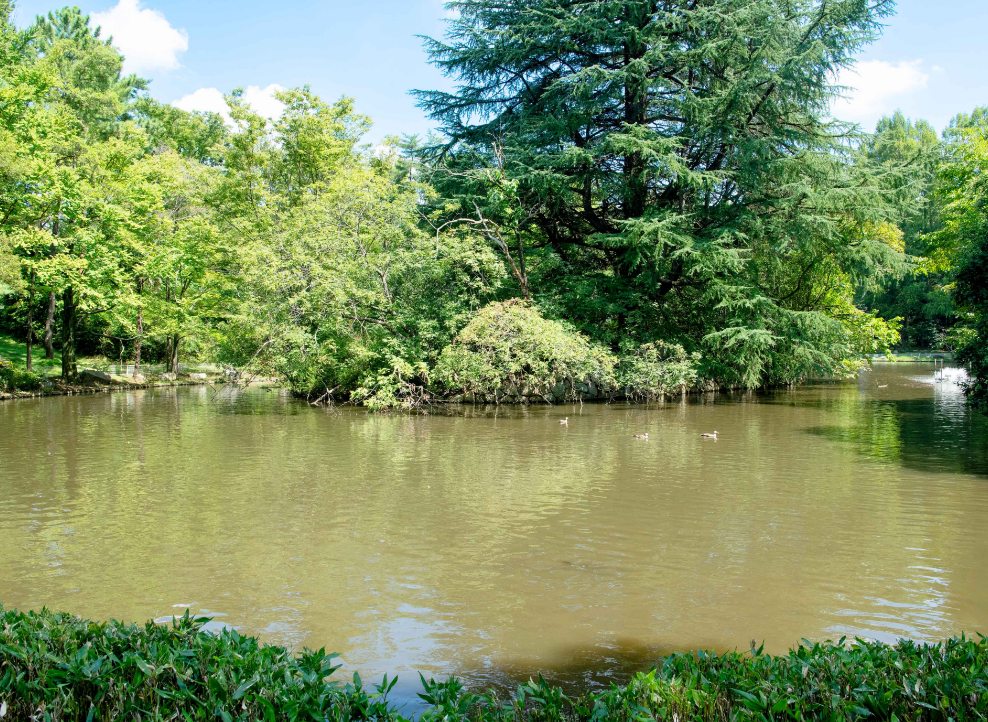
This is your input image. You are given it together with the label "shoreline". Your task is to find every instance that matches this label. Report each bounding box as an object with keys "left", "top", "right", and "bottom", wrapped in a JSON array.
[
  {"left": 1, "top": 354, "right": 957, "bottom": 404},
  {"left": 868, "top": 352, "right": 955, "bottom": 362},
  {"left": 0, "top": 376, "right": 226, "bottom": 402}
]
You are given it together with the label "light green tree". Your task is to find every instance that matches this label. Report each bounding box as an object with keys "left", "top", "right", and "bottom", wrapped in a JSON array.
[
  {"left": 109, "top": 149, "right": 231, "bottom": 374},
  {"left": 0, "top": 5, "right": 149, "bottom": 377},
  {"left": 215, "top": 86, "right": 504, "bottom": 404}
]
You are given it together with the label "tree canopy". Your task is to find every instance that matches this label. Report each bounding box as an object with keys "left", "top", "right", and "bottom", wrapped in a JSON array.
[
  {"left": 414, "top": 0, "right": 904, "bottom": 387},
  {"left": 2, "top": 0, "right": 986, "bottom": 409}
]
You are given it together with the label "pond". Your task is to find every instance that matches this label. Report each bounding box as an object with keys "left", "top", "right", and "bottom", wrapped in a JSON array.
[{"left": 2, "top": 363, "right": 987, "bottom": 704}]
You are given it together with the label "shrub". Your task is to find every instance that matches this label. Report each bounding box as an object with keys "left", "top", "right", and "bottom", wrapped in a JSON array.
[
  {"left": 2, "top": 606, "right": 987, "bottom": 721},
  {"left": 352, "top": 356, "right": 430, "bottom": 411},
  {"left": 0, "top": 606, "right": 396, "bottom": 722},
  {"left": 434, "top": 300, "right": 616, "bottom": 402},
  {"left": 0, "top": 360, "right": 42, "bottom": 392},
  {"left": 617, "top": 342, "right": 702, "bottom": 400}
]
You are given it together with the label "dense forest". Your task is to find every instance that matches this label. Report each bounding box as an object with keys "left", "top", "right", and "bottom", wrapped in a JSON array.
[{"left": 1, "top": 0, "right": 986, "bottom": 408}]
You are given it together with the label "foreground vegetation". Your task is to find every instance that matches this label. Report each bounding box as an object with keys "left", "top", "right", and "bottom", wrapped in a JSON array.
[
  {"left": 0, "top": 1, "right": 986, "bottom": 407},
  {"left": 1, "top": 606, "right": 986, "bottom": 721}
]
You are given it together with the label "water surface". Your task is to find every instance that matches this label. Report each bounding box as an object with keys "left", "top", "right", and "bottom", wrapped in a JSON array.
[{"left": 1, "top": 363, "right": 987, "bottom": 701}]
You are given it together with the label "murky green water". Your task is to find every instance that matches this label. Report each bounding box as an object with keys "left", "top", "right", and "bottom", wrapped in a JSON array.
[{"left": 2, "top": 363, "right": 987, "bottom": 700}]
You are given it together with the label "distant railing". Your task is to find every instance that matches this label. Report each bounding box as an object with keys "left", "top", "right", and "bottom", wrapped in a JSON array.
[
  {"left": 95, "top": 362, "right": 226, "bottom": 376},
  {"left": 865, "top": 352, "right": 953, "bottom": 360}
]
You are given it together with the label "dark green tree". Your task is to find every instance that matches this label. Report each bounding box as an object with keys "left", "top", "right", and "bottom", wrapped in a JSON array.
[
  {"left": 926, "top": 113, "right": 988, "bottom": 408},
  {"left": 416, "top": 0, "right": 904, "bottom": 386},
  {"left": 954, "top": 233, "right": 988, "bottom": 407}
]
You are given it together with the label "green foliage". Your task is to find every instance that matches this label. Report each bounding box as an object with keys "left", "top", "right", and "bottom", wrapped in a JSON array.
[
  {"left": 952, "top": 214, "right": 988, "bottom": 408},
  {"left": 856, "top": 112, "right": 951, "bottom": 350},
  {"left": 219, "top": 88, "right": 506, "bottom": 407},
  {"left": 0, "top": 234, "right": 21, "bottom": 295},
  {"left": 653, "top": 637, "right": 988, "bottom": 721},
  {"left": 3, "top": 605, "right": 988, "bottom": 721},
  {"left": 135, "top": 97, "right": 226, "bottom": 164},
  {"left": 0, "top": 4, "right": 235, "bottom": 376},
  {"left": 0, "top": 358, "right": 42, "bottom": 391},
  {"left": 0, "top": 3, "right": 156, "bottom": 376},
  {"left": 415, "top": 0, "right": 903, "bottom": 388},
  {"left": 0, "top": 0, "right": 964, "bottom": 402},
  {"left": 28, "top": 5, "right": 147, "bottom": 138},
  {"left": 435, "top": 300, "right": 616, "bottom": 402},
  {"left": 352, "top": 356, "right": 431, "bottom": 411},
  {"left": 617, "top": 343, "right": 701, "bottom": 400},
  {"left": 926, "top": 119, "right": 988, "bottom": 408},
  {"left": 0, "top": 606, "right": 397, "bottom": 721}
]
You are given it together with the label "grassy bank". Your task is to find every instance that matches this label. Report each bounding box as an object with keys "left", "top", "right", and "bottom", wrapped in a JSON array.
[
  {"left": 1, "top": 607, "right": 985, "bottom": 721},
  {"left": 0, "top": 368, "right": 224, "bottom": 399},
  {"left": 0, "top": 333, "right": 56, "bottom": 394},
  {"left": 0, "top": 333, "right": 227, "bottom": 399},
  {"left": 0, "top": 334, "right": 61, "bottom": 374}
]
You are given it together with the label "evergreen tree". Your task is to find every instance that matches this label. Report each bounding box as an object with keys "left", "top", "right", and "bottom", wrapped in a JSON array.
[{"left": 416, "top": 0, "right": 903, "bottom": 385}]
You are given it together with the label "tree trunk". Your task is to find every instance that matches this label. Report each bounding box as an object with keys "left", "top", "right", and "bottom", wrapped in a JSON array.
[
  {"left": 621, "top": 7, "right": 648, "bottom": 220},
  {"left": 25, "top": 275, "right": 34, "bottom": 372},
  {"left": 169, "top": 333, "right": 180, "bottom": 373},
  {"left": 43, "top": 291, "right": 56, "bottom": 359},
  {"left": 133, "top": 279, "right": 144, "bottom": 378},
  {"left": 133, "top": 309, "right": 143, "bottom": 377},
  {"left": 60, "top": 286, "right": 76, "bottom": 379}
]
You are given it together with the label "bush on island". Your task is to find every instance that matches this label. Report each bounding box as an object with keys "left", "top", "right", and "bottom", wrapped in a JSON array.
[
  {"left": 617, "top": 342, "right": 702, "bottom": 400},
  {"left": 433, "top": 301, "right": 709, "bottom": 404},
  {"left": 434, "top": 300, "right": 617, "bottom": 402}
]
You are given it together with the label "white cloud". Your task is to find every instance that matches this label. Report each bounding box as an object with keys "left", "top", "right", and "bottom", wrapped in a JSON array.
[
  {"left": 832, "top": 59, "right": 930, "bottom": 128},
  {"left": 92, "top": 0, "right": 188, "bottom": 75},
  {"left": 241, "top": 84, "right": 286, "bottom": 120},
  {"left": 172, "top": 87, "right": 226, "bottom": 116},
  {"left": 172, "top": 84, "right": 286, "bottom": 125}
]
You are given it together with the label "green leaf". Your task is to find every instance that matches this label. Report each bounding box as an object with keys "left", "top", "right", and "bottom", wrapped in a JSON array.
[
  {"left": 232, "top": 679, "right": 255, "bottom": 700},
  {"left": 255, "top": 696, "right": 276, "bottom": 722}
]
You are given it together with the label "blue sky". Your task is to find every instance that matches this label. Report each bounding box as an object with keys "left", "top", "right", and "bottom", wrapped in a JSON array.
[{"left": 11, "top": 0, "right": 988, "bottom": 142}]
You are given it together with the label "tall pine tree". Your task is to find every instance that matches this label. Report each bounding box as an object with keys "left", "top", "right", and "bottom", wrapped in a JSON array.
[{"left": 416, "top": 0, "right": 903, "bottom": 385}]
